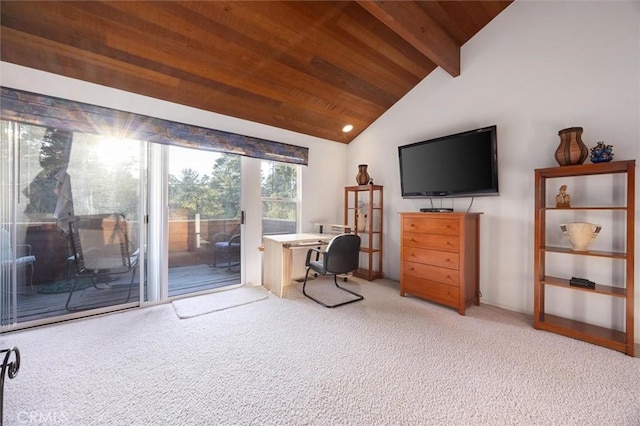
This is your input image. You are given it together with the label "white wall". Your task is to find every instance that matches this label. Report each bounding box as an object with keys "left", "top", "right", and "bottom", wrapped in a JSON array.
[
  {"left": 0, "top": 62, "right": 348, "bottom": 285},
  {"left": 348, "top": 0, "right": 640, "bottom": 339}
]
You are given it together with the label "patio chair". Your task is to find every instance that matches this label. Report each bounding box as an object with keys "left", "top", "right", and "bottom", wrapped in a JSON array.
[
  {"left": 211, "top": 232, "right": 240, "bottom": 269},
  {"left": 0, "top": 228, "right": 36, "bottom": 292},
  {"left": 65, "top": 213, "right": 139, "bottom": 311},
  {"left": 302, "top": 233, "right": 363, "bottom": 308}
]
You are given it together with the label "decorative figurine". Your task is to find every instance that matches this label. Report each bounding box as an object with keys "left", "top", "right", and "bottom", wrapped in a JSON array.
[
  {"left": 356, "top": 213, "right": 367, "bottom": 232},
  {"left": 590, "top": 142, "right": 614, "bottom": 163},
  {"left": 555, "top": 185, "right": 571, "bottom": 208}
]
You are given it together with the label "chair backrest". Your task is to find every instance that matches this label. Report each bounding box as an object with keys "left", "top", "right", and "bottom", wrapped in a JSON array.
[
  {"left": 69, "top": 213, "right": 132, "bottom": 273},
  {"left": 325, "top": 234, "right": 361, "bottom": 274}
]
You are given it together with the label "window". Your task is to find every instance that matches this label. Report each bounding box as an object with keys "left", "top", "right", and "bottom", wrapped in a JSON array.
[{"left": 261, "top": 161, "right": 299, "bottom": 235}]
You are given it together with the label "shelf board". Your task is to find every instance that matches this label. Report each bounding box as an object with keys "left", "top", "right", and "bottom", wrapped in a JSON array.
[
  {"left": 542, "top": 246, "right": 627, "bottom": 259},
  {"left": 535, "top": 160, "right": 635, "bottom": 177},
  {"left": 360, "top": 247, "right": 381, "bottom": 254},
  {"left": 536, "top": 313, "right": 628, "bottom": 353},
  {"left": 344, "top": 184, "right": 383, "bottom": 191},
  {"left": 541, "top": 276, "right": 626, "bottom": 298},
  {"left": 543, "top": 206, "right": 627, "bottom": 211}
]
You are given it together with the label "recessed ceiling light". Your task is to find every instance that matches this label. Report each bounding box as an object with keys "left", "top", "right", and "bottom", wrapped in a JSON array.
[{"left": 342, "top": 124, "right": 354, "bottom": 133}]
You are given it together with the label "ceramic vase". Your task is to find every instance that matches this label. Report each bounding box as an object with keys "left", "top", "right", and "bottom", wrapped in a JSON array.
[
  {"left": 555, "top": 127, "right": 588, "bottom": 166},
  {"left": 560, "top": 222, "right": 602, "bottom": 252},
  {"left": 356, "top": 164, "right": 370, "bottom": 185}
]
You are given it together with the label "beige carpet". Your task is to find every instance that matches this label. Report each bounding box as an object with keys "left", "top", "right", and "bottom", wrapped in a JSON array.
[
  {"left": 2, "top": 277, "right": 639, "bottom": 425},
  {"left": 171, "top": 285, "right": 269, "bottom": 318}
]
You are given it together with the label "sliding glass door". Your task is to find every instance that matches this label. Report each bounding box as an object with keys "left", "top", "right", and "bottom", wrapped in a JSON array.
[
  {"left": 1, "top": 122, "right": 247, "bottom": 329},
  {"left": 167, "top": 146, "right": 242, "bottom": 297},
  {"left": 1, "top": 122, "right": 145, "bottom": 326}
]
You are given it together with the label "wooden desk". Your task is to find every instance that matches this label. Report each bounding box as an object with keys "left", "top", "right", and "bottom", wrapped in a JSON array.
[{"left": 262, "top": 233, "right": 333, "bottom": 297}]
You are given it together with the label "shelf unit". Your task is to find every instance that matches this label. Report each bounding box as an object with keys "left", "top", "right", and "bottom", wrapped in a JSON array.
[
  {"left": 533, "top": 160, "right": 635, "bottom": 356},
  {"left": 344, "top": 185, "right": 383, "bottom": 280}
]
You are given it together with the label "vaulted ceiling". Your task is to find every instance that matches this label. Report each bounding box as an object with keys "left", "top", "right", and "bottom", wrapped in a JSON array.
[{"left": 0, "top": 1, "right": 512, "bottom": 143}]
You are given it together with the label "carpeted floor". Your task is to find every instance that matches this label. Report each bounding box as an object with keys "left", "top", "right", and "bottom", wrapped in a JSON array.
[{"left": 2, "top": 278, "right": 639, "bottom": 425}]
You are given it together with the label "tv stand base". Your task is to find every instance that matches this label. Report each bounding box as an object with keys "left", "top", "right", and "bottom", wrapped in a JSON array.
[{"left": 420, "top": 208, "right": 454, "bottom": 212}]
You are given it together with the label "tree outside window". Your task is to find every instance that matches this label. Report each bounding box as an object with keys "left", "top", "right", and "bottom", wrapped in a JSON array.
[
  {"left": 261, "top": 161, "right": 298, "bottom": 235},
  {"left": 168, "top": 153, "right": 240, "bottom": 220}
]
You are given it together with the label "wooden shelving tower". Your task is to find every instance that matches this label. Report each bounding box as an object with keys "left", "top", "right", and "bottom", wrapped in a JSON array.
[
  {"left": 344, "top": 185, "right": 383, "bottom": 280},
  {"left": 533, "top": 160, "right": 635, "bottom": 356}
]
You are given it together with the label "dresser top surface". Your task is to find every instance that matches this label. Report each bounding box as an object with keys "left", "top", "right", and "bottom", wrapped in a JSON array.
[{"left": 400, "top": 212, "right": 482, "bottom": 217}]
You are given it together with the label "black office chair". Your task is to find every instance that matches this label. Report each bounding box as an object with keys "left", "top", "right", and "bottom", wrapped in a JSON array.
[{"left": 302, "top": 233, "right": 363, "bottom": 308}]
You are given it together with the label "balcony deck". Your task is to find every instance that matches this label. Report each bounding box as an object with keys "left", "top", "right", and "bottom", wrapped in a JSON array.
[{"left": 12, "top": 263, "right": 240, "bottom": 324}]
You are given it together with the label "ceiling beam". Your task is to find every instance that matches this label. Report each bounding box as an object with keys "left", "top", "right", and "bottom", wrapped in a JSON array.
[{"left": 357, "top": 1, "right": 460, "bottom": 77}]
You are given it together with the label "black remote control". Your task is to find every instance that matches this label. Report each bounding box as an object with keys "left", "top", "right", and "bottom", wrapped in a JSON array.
[{"left": 569, "top": 276, "right": 596, "bottom": 289}]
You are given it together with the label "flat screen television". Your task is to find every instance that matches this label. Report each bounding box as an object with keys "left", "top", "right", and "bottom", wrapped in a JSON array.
[{"left": 398, "top": 125, "right": 499, "bottom": 198}]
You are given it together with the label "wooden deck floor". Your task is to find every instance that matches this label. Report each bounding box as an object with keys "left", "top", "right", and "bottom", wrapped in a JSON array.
[{"left": 11, "top": 264, "right": 240, "bottom": 324}]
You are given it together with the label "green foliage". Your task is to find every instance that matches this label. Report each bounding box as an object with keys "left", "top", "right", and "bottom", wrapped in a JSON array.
[
  {"left": 261, "top": 162, "right": 297, "bottom": 220},
  {"left": 262, "top": 163, "right": 296, "bottom": 198},
  {"left": 169, "top": 153, "right": 240, "bottom": 220}
]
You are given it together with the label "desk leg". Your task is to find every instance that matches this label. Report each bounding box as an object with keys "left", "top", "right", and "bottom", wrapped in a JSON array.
[
  {"left": 280, "top": 245, "right": 293, "bottom": 297},
  {"left": 263, "top": 239, "right": 284, "bottom": 297}
]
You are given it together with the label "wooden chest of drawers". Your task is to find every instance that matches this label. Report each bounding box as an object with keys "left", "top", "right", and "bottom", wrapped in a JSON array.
[{"left": 400, "top": 212, "right": 481, "bottom": 315}]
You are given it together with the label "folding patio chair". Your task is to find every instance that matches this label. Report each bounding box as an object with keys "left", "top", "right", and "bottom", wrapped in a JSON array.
[{"left": 65, "top": 213, "right": 139, "bottom": 311}]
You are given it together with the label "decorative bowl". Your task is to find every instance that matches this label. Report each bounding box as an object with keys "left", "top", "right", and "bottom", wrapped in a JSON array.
[{"left": 560, "top": 222, "right": 602, "bottom": 252}]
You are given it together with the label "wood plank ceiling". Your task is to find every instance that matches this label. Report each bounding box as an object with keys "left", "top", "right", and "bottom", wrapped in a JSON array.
[{"left": 0, "top": 1, "right": 512, "bottom": 143}]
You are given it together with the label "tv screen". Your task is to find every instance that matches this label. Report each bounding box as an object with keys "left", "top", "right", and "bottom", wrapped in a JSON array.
[{"left": 398, "top": 125, "right": 499, "bottom": 198}]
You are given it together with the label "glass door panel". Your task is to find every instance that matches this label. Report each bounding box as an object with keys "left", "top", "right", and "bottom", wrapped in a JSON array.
[
  {"left": 2, "top": 122, "right": 145, "bottom": 326},
  {"left": 167, "top": 147, "right": 241, "bottom": 296}
]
